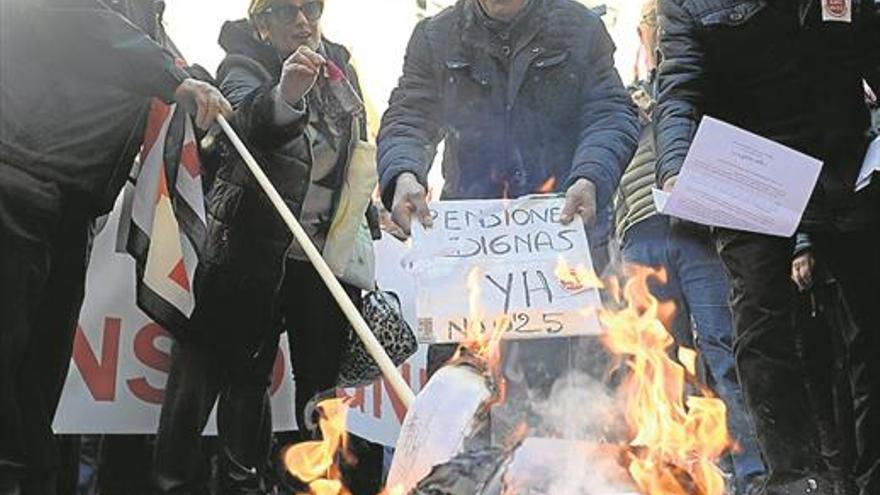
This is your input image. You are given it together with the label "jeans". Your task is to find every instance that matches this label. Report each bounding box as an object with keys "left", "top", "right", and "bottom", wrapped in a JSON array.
[{"left": 622, "top": 216, "right": 766, "bottom": 491}]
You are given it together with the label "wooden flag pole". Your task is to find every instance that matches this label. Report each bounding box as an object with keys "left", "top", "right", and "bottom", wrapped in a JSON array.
[{"left": 217, "top": 115, "right": 415, "bottom": 409}]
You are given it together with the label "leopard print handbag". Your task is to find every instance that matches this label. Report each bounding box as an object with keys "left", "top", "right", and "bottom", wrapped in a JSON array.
[{"left": 337, "top": 289, "right": 418, "bottom": 389}]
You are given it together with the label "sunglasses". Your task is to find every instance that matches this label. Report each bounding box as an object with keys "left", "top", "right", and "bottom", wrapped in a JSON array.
[{"left": 259, "top": 1, "right": 323, "bottom": 23}]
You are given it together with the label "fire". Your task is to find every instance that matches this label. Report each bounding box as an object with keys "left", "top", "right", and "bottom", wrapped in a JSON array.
[
  {"left": 554, "top": 256, "right": 605, "bottom": 293},
  {"left": 283, "top": 398, "right": 352, "bottom": 495},
  {"left": 601, "top": 266, "right": 731, "bottom": 495},
  {"left": 460, "top": 266, "right": 508, "bottom": 361},
  {"left": 537, "top": 176, "right": 557, "bottom": 194},
  {"left": 447, "top": 266, "right": 511, "bottom": 408}
]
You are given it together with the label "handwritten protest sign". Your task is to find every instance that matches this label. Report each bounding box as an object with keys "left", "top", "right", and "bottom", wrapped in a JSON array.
[{"left": 410, "top": 196, "right": 602, "bottom": 344}]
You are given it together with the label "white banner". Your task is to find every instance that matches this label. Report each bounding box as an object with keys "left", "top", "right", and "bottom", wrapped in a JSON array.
[
  {"left": 411, "top": 197, "right": 603, "bottom": 344},
  {"left": 54, "top": 196, "right": 426, "bottom": 447}
]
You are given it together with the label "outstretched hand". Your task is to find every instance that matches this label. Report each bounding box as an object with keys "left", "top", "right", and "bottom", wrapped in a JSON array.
[
  {"left": 390, "top": 173, "right": 432, "bottom": 236},
  {"left": 560, "top": 178, "right": 598, "bottom": 226}
]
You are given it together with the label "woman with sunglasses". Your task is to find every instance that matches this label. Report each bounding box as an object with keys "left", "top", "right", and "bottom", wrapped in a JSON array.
[{"left": 152, "top": 1, "right": 382, "bottom": 493}]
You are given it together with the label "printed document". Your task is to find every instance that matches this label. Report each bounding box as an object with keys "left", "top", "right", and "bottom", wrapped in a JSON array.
[{"left": 653, "top": 116, "right": 823, "bottom": 237}]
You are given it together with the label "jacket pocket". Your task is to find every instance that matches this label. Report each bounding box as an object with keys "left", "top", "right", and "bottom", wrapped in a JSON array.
[
  {"left": 697, "top": 1, "right": 766, "bottom": 27},
  {"left": 442, "top": 59, "right": 490, "bottom": 125},
  {"left": 532, "top": 51, "right": 570, "bottom": 69}
]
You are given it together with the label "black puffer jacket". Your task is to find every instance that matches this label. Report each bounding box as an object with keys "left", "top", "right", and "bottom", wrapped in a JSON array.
[
  {"left": 192, "top": 20, "right": 369, "bottom": 355},
  {"left": 377, "top": 0, "right": 639, "bottom": 213},
  {"left": 655, "top": 0, "right": 880, "bottom": 230}
]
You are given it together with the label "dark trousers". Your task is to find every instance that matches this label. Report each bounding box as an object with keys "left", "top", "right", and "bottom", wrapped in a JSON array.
[
  {"left": 152, "top": 333, "right": 276, "bottom": 494},
  {"left": 96, "top": 435, "right": 156, "bottom": 495},
  {"left": 0, "top": 164, "right": 90, "bottom": 495},
  {"left": 797, "top": 281, "right": 856, "bottom": 476},
  {"left": 279, "top": 261, "right": 354, "bottom": 432},
  {"left": 153, "top": 259, "right": 382, "bottom": 494},
  {"left": 716, "top": 225, "right": 880, "bottom": 494},
  {"left": 810, "top": 229, "right": 880, "bottom": 495}
]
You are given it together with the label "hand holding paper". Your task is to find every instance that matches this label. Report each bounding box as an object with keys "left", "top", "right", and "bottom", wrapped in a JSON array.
[{"left": 653, "top": 117, "right": 823, "bottom": 237}]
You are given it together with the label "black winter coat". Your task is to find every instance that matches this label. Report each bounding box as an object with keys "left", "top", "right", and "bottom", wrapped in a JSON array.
[
  {"left": 0, "top": 0, "right": 188, "bottom": 215},
  {"left": 191, "top": 21, "right": 369, "bottom": 355},
  {"left": 376, "top": 0, "right": 639, "bottom": 213},
  {"left": 655, "top": 0, "right": 880, "bottom": 230}
]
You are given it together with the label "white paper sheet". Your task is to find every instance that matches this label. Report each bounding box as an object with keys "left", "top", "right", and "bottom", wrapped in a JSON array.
[
  {"left": 409, "top": 196, "right": 603, "bottom": 344},
  {"left": 385, "top": 364, "right": 491, "bottom": 492},
  {"left": 653, "top": 116, "right": 823, "bottom": 237},
  {"left": 856, "top": 135, "right": 880, "bottom": 192}
]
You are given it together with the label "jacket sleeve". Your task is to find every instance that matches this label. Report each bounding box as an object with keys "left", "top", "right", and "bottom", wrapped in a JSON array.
[
  {"left": 654, "top": 0, "right": 706, "bottom": 188},
  {"left": 18, "top": 0, "right": 188, "bottom": 102},
  {"left": 794, "top": 231, "right": 812, "bottom": 257},
  {"left": 218, "top": 60, "right": 308, "bottom": 152},
  {"left": 376, "top": 19, "right": 444, "bottom": 210},
  {"left": 567, "top": 22, "right": 640, "bottom": 211}
]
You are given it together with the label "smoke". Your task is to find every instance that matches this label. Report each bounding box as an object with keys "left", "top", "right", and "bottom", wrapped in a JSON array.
[{"left": 492, "top": 372, "right": 636, "bottom": 495}]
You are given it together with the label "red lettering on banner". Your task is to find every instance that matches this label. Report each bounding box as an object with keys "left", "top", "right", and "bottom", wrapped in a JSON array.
[
  {"left": 126, "top": 323, "right": 171, "bottom": 404},
  {"left": 337, "top": 387, "right": 367, "bottom": 413},
  {"left": 72, "top": 318, "right": 122, "bottom": 401},
  {"left": 346, "top": 364, "right": 427, "bottom": 421},
  {"left": 270, "top": 349, "right": 284, "bottom": 395},
  {"left": 383, "top": 364, "right": 412, "bottom": 423},
  {"left": 373, "top": 378, "right": 382, "bottom": 418}
]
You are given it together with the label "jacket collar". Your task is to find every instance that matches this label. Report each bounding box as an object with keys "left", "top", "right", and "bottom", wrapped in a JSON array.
[
  {"left": 218, "top": 19, "right": 352, "bottom": 78},
  {"left": 459, "top": 0, "right": 545, "bottom": 56},
  {"left": 472, "top": 0, "right": 537, "bottom": 33},
  {"left": 219, "top": 19, "right": 283, "bottom": 76}
]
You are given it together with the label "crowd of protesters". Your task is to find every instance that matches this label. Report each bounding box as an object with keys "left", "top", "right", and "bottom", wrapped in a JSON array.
[{"left": 1, "top": 0, "right": 878, "bottom": 495}]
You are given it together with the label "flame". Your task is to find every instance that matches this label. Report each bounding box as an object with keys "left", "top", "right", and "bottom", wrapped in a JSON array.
[
  {"left": 445, "top": 266, "right": 511, "bottom": 408},
  {"left": 462, "top": 267, "right": 508, "bottom": 360},
  {"left": 537, "top": 176, "right": 557, "bottom": 194},
  {"left": 283, "top": 399, "right": 352, "bottom": 495},
  {"left": 677, "top": 347, "right": 698, "bottom": 377},
  {"left": 554, "top": 256, "right": 605, "bottom": 293},
  {"left": 601, "top": 266, "right": 731, "bottom": 495}
]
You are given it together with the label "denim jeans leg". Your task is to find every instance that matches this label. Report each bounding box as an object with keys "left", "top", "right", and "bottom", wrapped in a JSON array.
[
  {"left": 668, "top": 223, "right": 766, "bottom": 489},
  {"left": 621, "top": 217, "right": 693, "bottom": 348}
]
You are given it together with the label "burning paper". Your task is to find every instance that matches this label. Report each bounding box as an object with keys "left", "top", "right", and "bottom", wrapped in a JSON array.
[{"left": 385, "top": 361, "right": 493, "bottom": 492}]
